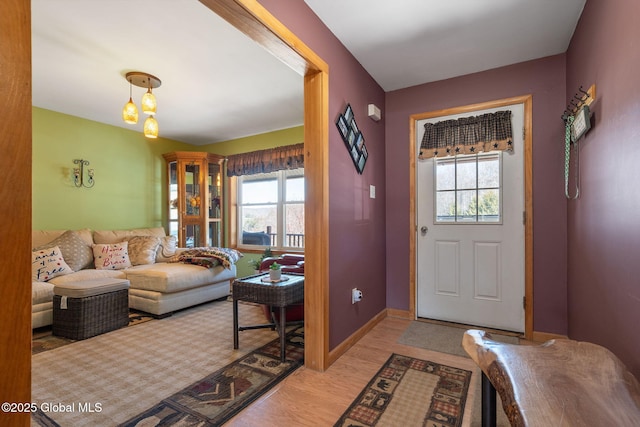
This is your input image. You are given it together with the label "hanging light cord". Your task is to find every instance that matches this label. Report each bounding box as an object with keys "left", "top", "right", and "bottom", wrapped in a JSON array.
[{"left": 564, "top": 115, "right": 579, "bottom": 199}]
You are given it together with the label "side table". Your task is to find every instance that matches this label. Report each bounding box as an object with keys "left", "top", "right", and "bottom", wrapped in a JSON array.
[{"left": 232, "top": 273, "right": 304, "bottom": 362}]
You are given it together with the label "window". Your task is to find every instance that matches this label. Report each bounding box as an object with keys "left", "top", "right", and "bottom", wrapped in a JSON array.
[
  {"left": 237, "top": 168, "right": 304, "bottom": 249},
  {"left": 434, "top": 153, "right": 501, "bottom": 223}
]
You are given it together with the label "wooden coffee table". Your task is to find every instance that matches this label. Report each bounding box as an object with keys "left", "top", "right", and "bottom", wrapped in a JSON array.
[{"left": 232, "top": 273, "right": 304, "bottom": 362}]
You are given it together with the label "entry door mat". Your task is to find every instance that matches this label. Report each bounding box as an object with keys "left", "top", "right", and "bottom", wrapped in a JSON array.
[
  {"left": 398, "top": 320, "right": 519, "bottom": 358},
  {"left": 334, "top": 353, "right": 472, "bottom": 427},
  {"left": 120, "top": 326, "right": 304, "bottom": 426}
]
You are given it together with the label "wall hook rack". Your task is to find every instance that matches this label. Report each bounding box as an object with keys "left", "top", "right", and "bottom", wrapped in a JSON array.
[
  {"left": 562, "top": 84, "right": 596, "bottom": 122},
  {"left": 562, "top": 84, "right": 596, "bottom": 200}
]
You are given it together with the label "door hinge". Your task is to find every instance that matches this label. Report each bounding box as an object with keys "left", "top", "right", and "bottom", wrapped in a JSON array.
[
  {"left": 523, "top": 127, "right": 525, "bottom": 140},
  {"left": 523, "top": 296, "right": 526, "bottom": 310}
]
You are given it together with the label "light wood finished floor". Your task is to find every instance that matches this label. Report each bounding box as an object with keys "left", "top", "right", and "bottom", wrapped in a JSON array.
[{"left": 226, "top": 315, "right": 481, "bottom": 426}]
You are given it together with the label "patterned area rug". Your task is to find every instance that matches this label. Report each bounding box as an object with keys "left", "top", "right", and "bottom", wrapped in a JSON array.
[
  {"left": 32, "top": 310, "right": 155, "bottom": 354},
  {"left": 334, "top": 353, "right": 472, "bottom": 427},
  {"left": 120, "top": 326, "right": 304, "bottom": 426}
]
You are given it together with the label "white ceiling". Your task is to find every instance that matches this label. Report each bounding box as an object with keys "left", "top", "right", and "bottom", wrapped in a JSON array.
[{"left": 32, "top": 0, "right": 586, "bottom": 146}]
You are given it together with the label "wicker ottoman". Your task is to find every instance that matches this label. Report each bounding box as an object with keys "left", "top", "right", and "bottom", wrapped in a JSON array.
[{"left": 53, "top": 278, "right": 130, "bottom": 340}]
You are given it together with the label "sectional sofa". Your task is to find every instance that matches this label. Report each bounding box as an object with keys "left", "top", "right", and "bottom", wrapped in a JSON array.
[{"left": 32, "top": 227, "right": 238, "bottom": 328}]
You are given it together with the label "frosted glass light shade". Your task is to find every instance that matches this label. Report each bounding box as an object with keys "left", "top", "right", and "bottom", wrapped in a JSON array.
[
  {"left": 141, "top": 89, "right": 157, "bottom": 115},
  {"left": 144, "top": 115, "right": 159, "bottom": 139},
  {"left": 122, "top": 98, "right": 138, "bottom": 124}
]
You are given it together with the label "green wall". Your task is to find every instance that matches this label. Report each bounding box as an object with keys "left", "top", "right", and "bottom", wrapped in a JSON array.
[
  {"left": 33, "top": 107, "right": 303, "bottom": 238},
  {"left": 32, "top": 107, "right": 191, "bottom": 230},
  {"left": 201, "top": 126, "right": 303, "bottom": 155}
]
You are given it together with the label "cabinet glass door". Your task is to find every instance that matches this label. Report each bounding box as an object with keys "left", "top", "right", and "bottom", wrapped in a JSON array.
[
  {"left": 168, "top": 161, "right": 179, "bottom": 241},
  {"left": 184, "top": 224, "right": 200, "bottom": 248},
  {"left": 208, "top": 161, "right": 221, "bottom": 220},
  {"left": 185, "top": 163, "right": 201, "bottom": 217}
]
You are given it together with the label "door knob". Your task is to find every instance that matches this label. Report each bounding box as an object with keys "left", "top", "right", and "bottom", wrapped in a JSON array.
[{"left": 420, "top": 226, "right": 428, "bottom": 235}]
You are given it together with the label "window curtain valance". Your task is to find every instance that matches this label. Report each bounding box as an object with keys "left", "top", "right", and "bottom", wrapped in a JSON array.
[
  {"left": 226, "top": 143, "right": 304, "bottom": 177},
  {"left": 419, "top": 110, "right": 513, "bottom": 159}
]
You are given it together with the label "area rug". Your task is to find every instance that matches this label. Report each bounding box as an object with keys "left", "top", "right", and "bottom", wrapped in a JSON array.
[
  {"left": 334, "top": 353, "right": 472, "bottom": 427},
  {"left": 32, "top": 299, "right": 280, "bottom": 426},
  {"left": 120, "top": 326, "right": 304, "bottom": 426},
  {"left": 32, "top": 309, "right": 155, "bottom": 354},
  {"left": 397, "top": 321, "right": 519, "bottom": 358}
]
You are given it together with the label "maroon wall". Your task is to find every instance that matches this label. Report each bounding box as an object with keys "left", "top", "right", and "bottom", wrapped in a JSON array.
[
  {"left": 385, "top": 55, "right": 569, "bottom": 335},
  {"left": 257, "top": 1, "right": 387, "bottom": 348},
  {"left": 565, "top": 1, "right": 640, "bottom": 377}
]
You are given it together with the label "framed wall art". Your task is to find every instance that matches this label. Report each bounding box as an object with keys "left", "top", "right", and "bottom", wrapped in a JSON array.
[{"left": 335, "top": 103, "right": 368, "bottom": 174}]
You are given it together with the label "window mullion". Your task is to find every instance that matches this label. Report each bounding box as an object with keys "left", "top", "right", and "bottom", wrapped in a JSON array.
[{"left": 277, "top": 171, "right": 285, "bottom": 248}]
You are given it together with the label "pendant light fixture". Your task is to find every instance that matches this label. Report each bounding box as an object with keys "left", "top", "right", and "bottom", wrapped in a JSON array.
[
  {"left": 122, "top": 79, "right": 138, "bottom": 124},
  {"left": 122, "top": 71, "right": 161, "bottom": 138},
  {"left": 144, "top": 115, "right": 159, "bottom": 139},
  {"left": 141, "top": 87, "right": 157, "bottom": 115}
]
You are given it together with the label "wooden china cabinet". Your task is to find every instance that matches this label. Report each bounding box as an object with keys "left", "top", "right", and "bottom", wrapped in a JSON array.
[{"left": 163, "top": 151, "right": 224, "bottom": 248}]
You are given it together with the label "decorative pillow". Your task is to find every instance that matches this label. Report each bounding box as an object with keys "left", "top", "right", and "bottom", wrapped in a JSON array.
[
  {"left": 34, "top": 230, "right": 93, "bottom": 271},
  {"left": 156, "top": 235, "right": 178, "bottom": 262},
  {"left": 92, "top": 242, "right": 132, "bottom": 270},
  {"left": 32, "top": 246, "right": 73, "bottom": 282},
  {"left": 128, "top": 236, "right": 161, "bottom": 266}
]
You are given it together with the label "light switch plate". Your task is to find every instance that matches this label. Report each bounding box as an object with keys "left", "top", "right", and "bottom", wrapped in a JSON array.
[{"left": 370, "top": 185, "right": 376, "bottom": 198}]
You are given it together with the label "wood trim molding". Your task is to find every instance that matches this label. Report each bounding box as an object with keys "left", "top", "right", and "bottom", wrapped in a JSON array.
[
  {"left": 409, "top": 95, "right": 534, "bottom": 340},
  {"left": 532, "top": 331, "right": 568, "bottom": 343},
  {"left": 387, "top": 308, "right": 412, "bottom": 320},
  {"left": 199, "top": 0, "right": 330, "bottom": 371},
  {"left": 1, "top": 0, "right": 32, "bottom": 425},
  {"left": 328, "top": 309, "right": 387, "bottom": 365}
]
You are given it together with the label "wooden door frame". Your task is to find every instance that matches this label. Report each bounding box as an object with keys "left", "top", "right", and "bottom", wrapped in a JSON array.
[
  {"left": 200, "top": 0, "right": 330, "bottom": 372},
  {"left": 409, "top": 95, "right": 534, "bottom": 340},
  {"left": 1, "top": 2, "right": 330, "bottom": 424},
  {"left": 1, "top": 1, "right": 32, "bottom": 425}
]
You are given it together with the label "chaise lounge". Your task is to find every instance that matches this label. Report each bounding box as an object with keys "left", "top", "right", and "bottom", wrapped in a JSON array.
[{"left": 32, "top": 227, "right": 239, "bottom": 328}]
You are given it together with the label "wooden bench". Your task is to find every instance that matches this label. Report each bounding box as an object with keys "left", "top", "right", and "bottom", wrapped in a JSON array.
[{"left": 462, "top": 329, "right": 640, "bottom": 426}]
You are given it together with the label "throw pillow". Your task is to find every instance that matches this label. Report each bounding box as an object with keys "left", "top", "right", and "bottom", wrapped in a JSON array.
[
  {"left": 156, "top": 235, "right": 178, "bottom": 262},
  {"left": 33, "top": 230, "right": 93, "bottom": 271},
  {"left": 92, "top": 242, "right": 132, "bottom": 270},
  {"left": 128, "top": 236, "right": 161, "bottom": 266},
  {"left": 32, "top": 246, "right": 73, "bottom": 282}
]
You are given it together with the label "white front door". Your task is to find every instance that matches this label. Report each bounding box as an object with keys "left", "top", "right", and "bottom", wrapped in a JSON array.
[{"left": 416, "top": 103, "right": 525, "bottom": 332}]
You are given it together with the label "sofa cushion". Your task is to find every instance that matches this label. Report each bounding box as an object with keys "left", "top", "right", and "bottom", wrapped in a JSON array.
[
  {"left": 93, "top": 227, "right": 166, "bottom": 244},
  {"left": 33, "top": 230, "right": 94, "bottom": 271},
  {"left": 156, "top": 235, "right": 178, "bottom": 262},
  {"left": 32, "top": 229, "right": 93, "bottom": 249},
  {"left": 32, "top": 281, "right": 54, "bottom": 305},
  {"left": 92, "top": 242, "right": 132, "bottom": 270},
  {"left": 124, "top": 263, "right": 236, "bottom": 293},
  {"left": 32, "top": 246, "right": 74, "bottom": 282},
  {"left": 128, "top": 236, "right": 161, "bottom": 265},
  {"left": 48, "top": 269, "right": 126, "bottom": 285}
]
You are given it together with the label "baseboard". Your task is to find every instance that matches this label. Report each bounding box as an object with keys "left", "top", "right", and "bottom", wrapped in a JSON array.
[
  {"left": 532, "top": 330, "right": 568, "bottom": 343},
  {"left": 328, "top": 309, "right": 387, "bottom": 366},
  {"left": 386, "top": 308, "right": 412, "bottom": 319}
]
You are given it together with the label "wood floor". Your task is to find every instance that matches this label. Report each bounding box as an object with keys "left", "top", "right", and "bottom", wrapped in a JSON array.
[{"left": 226, "top": 315, "right": 481, "bottom": 427}]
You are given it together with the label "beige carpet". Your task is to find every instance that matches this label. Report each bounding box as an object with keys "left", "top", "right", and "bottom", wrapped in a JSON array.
[
  {"left": 31, "top": 299, "right": 278, "bottom": 426},
  {"left": 397, "top": 320, "right": 520, "bottom": 427}
]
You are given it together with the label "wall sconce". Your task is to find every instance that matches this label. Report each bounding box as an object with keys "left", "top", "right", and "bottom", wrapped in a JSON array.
[
  {"left": 122, "top": 71, "right": 161, "bottom": 139},
  {"left": 73, "top": 159, "right": 95, "bottom": 188}
]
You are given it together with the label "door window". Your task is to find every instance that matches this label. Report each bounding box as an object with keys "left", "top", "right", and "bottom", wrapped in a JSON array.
[{"left": 434, "top": 153, "right": 501, "bottom": 223}]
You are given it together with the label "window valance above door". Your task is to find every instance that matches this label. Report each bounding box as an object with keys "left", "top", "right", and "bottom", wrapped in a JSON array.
[
  {"left": 226, "top": 143, "right": 304, "bottom": 177},
  {"left": 419, "top": 110, "right": 513, "bottom": 159}
]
